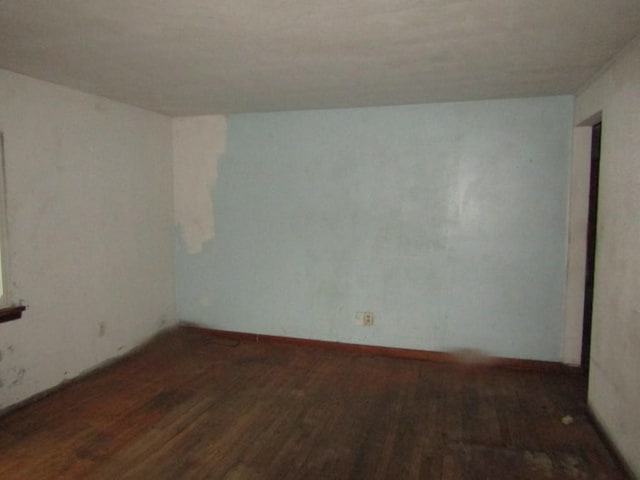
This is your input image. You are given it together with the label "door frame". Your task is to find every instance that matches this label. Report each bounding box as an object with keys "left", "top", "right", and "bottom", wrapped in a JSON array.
[{"left": 563, "top": 112, "right": 602, "bottom": 366}]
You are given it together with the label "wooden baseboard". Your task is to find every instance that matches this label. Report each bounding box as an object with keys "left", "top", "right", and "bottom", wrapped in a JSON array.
[{"left": 181, "top": 323, "right": 581, "bottom": 374}]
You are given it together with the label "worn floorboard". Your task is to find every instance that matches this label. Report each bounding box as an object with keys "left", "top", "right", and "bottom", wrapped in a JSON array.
[{"left": 0, "top": 327, "right": 630, "bottom": 479}]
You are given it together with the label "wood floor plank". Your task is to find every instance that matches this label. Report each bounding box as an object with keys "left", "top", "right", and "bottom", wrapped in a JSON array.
[{"left": 0, "top": 327, "right": 631, "bottom": 479}]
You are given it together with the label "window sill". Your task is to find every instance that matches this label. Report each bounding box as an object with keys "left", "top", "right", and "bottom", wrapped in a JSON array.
[{"left": 0, "top": 305, "right": 27, "bottom": 324}]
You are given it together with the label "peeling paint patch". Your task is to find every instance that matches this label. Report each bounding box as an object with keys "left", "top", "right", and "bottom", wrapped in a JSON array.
[{"left": 173, "top": 115, "right": 227, "bottom": 254}]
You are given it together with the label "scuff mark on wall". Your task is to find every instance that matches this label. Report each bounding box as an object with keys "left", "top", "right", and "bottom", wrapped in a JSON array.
[
  {"left": 173, "top": 115, "right": 227, "bottom": 254},
  {"left": 10, "top": 368, "right": 25, "bottom": 388}
]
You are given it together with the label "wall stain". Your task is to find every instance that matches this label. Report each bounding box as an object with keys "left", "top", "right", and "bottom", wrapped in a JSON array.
[
  {"left": 99, "top": 322, "right": 106, "bottom": 337},
  {"left": 10, "top": 368, "right": 25, "bottom": 387}
]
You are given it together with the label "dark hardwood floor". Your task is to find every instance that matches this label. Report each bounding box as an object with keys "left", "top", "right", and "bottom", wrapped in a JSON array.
[{"left": 0, "top": 327, "right": 629, "bottom": 479}]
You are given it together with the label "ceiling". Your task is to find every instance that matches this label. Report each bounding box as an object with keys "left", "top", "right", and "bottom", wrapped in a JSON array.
[{"left": 1, "top": 1, "right": 639, "bottom": 116}]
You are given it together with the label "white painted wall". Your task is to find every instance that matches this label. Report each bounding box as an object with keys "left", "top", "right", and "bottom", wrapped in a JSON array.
[
  {"left": 563, "top": 126, "right": 592, "bottom": 366},
  {"left": 573, "top": 38, "right": 640, "bottom": 477},
  {"left": 0, "top": 69, "right": 176, "bottom": 411}
]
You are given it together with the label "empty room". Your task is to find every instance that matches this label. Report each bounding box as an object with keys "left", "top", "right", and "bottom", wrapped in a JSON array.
[{"left": 0, "top": 1, "right": 639, "bottom": 478}]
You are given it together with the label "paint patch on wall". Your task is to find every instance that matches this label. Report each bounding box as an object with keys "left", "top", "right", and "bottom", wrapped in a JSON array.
[{"left": 173, "top": 115, "right": 227, "bottom": 254}]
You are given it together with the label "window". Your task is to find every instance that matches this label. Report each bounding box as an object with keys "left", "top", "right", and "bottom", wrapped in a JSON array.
[{"left": 0, "top": 132, "right": 25, "bottom": 323}]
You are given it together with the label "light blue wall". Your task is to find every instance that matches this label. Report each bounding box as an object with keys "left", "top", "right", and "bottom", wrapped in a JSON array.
[{"left": 176, "top": 96, "right": 573, "bottom": 361}]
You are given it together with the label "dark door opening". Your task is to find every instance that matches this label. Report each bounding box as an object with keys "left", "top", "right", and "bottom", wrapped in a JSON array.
[{"left": 581, "top": 122, "right": 602, "bottom": 374}]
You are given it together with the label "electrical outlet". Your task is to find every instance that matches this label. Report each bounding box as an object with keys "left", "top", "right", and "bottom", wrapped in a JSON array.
[{"left": 356, "top": 311, "right": 374, "bottom": 326}]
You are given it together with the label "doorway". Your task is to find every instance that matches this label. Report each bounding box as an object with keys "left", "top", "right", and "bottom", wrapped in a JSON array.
[{"left": 581, "top": 122, "right": 602, "bottom": 374}]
